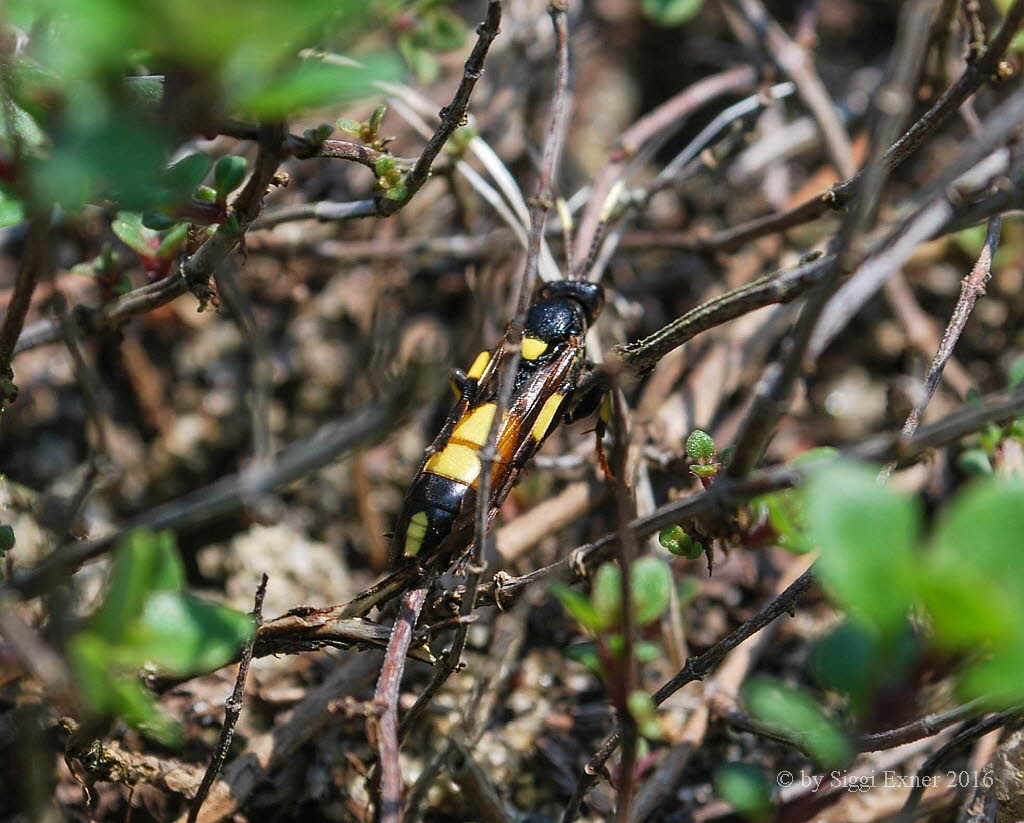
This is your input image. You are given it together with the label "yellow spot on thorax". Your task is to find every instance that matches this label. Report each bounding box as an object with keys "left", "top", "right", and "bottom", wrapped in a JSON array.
[
  {"left": 467, "top": 350, "right": 490, "bottom": 379},
  {"left": 522, "top": 336, "right": 548, "bottom": 360}
]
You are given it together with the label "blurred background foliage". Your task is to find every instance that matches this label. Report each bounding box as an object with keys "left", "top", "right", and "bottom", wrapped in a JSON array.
[{"left": 0, "top": 0, "right": 481, "bottom": 216}]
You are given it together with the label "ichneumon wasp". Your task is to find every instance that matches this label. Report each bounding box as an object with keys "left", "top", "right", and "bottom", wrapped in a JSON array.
[{"left": 390, "top": 279, "right": 605, "bottom": 568}]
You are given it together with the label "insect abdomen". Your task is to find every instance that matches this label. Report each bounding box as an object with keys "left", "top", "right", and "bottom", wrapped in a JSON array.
[{"left": 397, "top": 472, "right": 468, "bottom": 559}]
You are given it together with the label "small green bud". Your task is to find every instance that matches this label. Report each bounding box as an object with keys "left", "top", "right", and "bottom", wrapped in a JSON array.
[
  {"left": 214, "top": 155, "right": 247, "bottom": 200},
  {"left": 194, "top": 185, "right": 217, "bottom": 203},
  {"left": 304, "top": 123, "right": 333, "bottom": 144},
  {"left": 385, "top": 168, "right": 403, "bottom": 185},
  {"left": 368, "top": 104, "right": 387, "bottom": 135},
  {"left": 686, "top": 429, "right": 716, "bottom": 463},
  {"left": 359, "top": 124, "right": 373, "bottom": 143},
  {"left": 659, "top": 526, "right": 703, "bottom": 559},
  {"left": 0, "top": 524, "right": 15, "bottom": 554},
  {"left": 374, "top": 154, "right": 396, "bottom": 176},
  {"left": 337, "top": 117, "right": 362, "bottom": 136},
  {"left": 690, "top": 464, "right": 718, "bottom": 479},
  {"left": 385, "top": 183, "right": 407, "bottom": 202}
]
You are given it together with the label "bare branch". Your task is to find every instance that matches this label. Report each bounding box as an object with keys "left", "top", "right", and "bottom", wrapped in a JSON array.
[
  {"left": 188, "top": 575, "right": 267, "bottom": 823},
  {"left": 0, "top": 213, "right": 51, "bottom": 410},
  {"left": 881, "top": 216, "right": 1002, "bottom": 480}
]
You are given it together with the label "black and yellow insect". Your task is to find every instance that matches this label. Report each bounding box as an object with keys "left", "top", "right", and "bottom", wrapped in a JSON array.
[{"left": 391, "top": 280, "right": 604, "bottom": 567}]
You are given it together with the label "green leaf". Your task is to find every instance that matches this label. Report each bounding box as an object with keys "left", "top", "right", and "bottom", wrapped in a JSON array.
[
  {"left": 591, "top": 563, "right": 622, "bottom": 629},
  {"left": 631, "top": 557, "right": 672, "bottom": 627},
  {"left": 757, "top": 490, "right": 811, "bottom": 553},
  {"left": 156, "top": 222, "right": 189, "bottom": 260},
  {"left": 959, "top": 642, "right": 1024, "bottom": 706},
  {"left": 803, "top": 461, "right": 918, "bottom": 636},
  {"left": 118, "top": 591, "right": 254, "bottom": 675},
  {"left": 713, "top": 763, "right": 772, "bottom": 821},
  {"left": 213, "top": 155, "right": 247, "bottom": 199},
  {"left": 566, "top": 642, "right": 603, "bottom": 675},
  {"left": 105, "top": 674, "right": 182, "bottom": 746},
  {"left": 90, "top": 529, "right": 184, "bottom": 642},
  {"left": 398, "top": 33, "right": 441, "bottom": 83},
  {"left": 0, "top": 100, "right": 47, "bottom": 152},
  {"left": 384, "top": 182, "right": 407, "bottom": 201},
  {"left": 958, "top": 448, "right": 993, "bottom": 476},
  {"left": 552, "top": 583, "right": 604, "bottom": 632},
  {"left": 425, "top": 9, "right": 468, "bottom": 51},
  {"left": 635, "top": 641, "right": 662, "bottom": 663},
  {"left": 641, "top": 0, "right": 704, "bottom": 27},
  {"left": 923, "top": 479, "right": 1024, "bottom": 648},
  {"left": 337, "top": 117, "right": 362, "bottom": 137},
  {"left": 0, "top": 188, "right": 25, "bottom": 229},
  {"left": 163, "top": 153, "right": 211, "bottom": 195},
  {"left": 233, "top": 55, "right": 399, "bottom": 119},
  {"left": 743, "top": 676, "right": 853, "bottom": 769},
  {"left": 810, "top": 620, "right": 880, "bottom": 713},
  {"left": 627, "top": 690, "right": 662, "bottom": 740},
  {"left": 67, "top": 631, "right": 115, "bottom": 716},
  {"left": 141, "top": 211, "right": 178, "bottom": 231},
  {"left": 1009, "top": 354, "right": 1024, "bottom": 389},
  {"left": 112, "top": 211, "right": 158, "bottom": 257}
]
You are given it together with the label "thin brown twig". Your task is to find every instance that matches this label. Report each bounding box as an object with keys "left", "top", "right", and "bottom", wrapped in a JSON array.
[
  {"left": 682, "top": 0, "right": 1024, "bottom": 255},
  {"left": 724, "top": 0, "right": 937, "bottom": 479},
  {"left": 570, "top": 66, "right": 758, "bottom": 268},
  {"left": 13, "top": 124, "right": 285, "bottom": 353},
  {"left": 518, "top": 0, "right": 572, "bottom": 310},
  {"left": 898, "top": 710, "right": 1022, "bottom": 820},
  {"left": 380, "top": 1, "right": 502, "bottom": 217},
  {"left": 726, "top": 0, "right": 856, "bottom": 178},
  {"left": 0, "top": 212, "right": 51, "bottom": 411},
  {"left": 188, "top": 574, "right": 268, "bottom": 823},
  {"left": 858, "top": 699, "right": 988, "bottom": 752},
  {"left": 371, "top": 585, "right": 430, "bottom": 823},
  {"left": 881, "top": 216, "right": 1002, "bottom": 480},
  {"left": 607, "top": 386, "right": 639, "bottom": 823},
  {"left": 560, "top": 568, "right": 816, "bottom": 823}
]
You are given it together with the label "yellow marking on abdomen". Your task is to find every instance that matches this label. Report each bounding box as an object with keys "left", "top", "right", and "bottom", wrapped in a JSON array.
[
  {"left": 522, "top": 336, "right": 548, "bottom": 360},
  {"left": 452, "top": 403, "right": 497, "bottom": 447},
  {"left": 425, "top": 443, "right": 482, "bottom": 485},
  {"left": 404, "top": 511, "right": 430, "bottom": 556},
  {"left": 467, "top": 350, "right": 490, "bottom": 379},
  {"left": 531, "top": 392, "right": 565, "bottom": 441}
]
